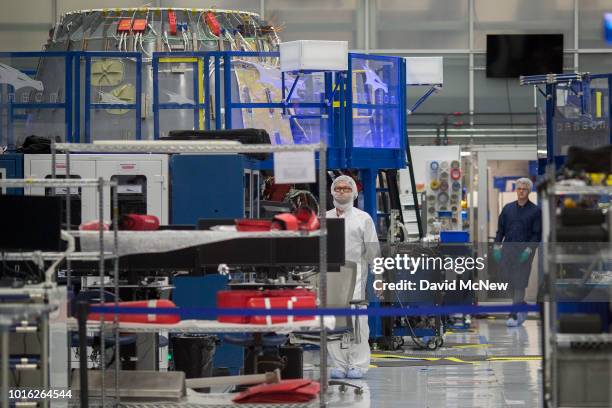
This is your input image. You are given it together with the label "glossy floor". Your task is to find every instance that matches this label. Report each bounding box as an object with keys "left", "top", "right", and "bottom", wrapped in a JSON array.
[{"left": 327, "top": 317, "right": 542, "bottom": 408}]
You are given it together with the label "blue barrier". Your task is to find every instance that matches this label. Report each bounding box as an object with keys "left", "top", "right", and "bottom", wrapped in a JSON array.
[{"left": 89, "top": 303, "right": 539, "bottom": 320}]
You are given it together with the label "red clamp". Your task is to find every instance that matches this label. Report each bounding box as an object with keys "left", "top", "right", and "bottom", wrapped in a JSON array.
[
  {"left": 132, "top": 19, "right": 147, "bottom": 33},
  {"left": 168, "top": 10, "right": 177, "bottom": 35},
  {"left": 205, "top": 11, "right": 221, "bottom": 36},
  {"left": 117, "top": 19, "right": 132, "bottom": 33}
]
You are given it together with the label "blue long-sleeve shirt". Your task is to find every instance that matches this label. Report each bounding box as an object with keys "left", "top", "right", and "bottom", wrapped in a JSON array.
[{"left": 495, "top": 200, "right": 542, "bottom": 243}]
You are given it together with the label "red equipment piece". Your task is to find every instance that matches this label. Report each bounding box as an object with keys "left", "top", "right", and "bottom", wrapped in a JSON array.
[
  {"left": 232, "top": 379, "right": 320, "bottom": 403},
  {"left": 217, "top": 290, "right": 263, "bottom": 323},
  {"left": 235, "top": 219, "right": 273, "bottom": 232},
  {"left": 131, "top": 19, "right": 147, "bottom": 32},
  {"left": 295, "top": 207, "right": 320, "bottom": 231},
  {"left": 79, "top": 220, "right": 109, "bottom": 231},
  {"left": 217, "top": 289, "right": 316, "bottom": 324},
  {"left": 247, "top": 295, "right": 316, "bottom": 325},
  {"left": 120, "top": 214, "right": 160, "bottom": 231},
  {"left": 272, "top": 213, "right": 299, "bottom": 231},
  {"left": 265, "top": 289, "right": 314, "bottom": 298},
  {"left": 88, "top": 299, "right": 180, "bottom": 324},
  {"left": 167, "top": 10, "right": 177, "bottom": 35},
  {"left": 117, "top": 19, "right": 132, "bottom": 33},
  {"left": 205, "top": 11, "right": 221, "bottom": 36}
]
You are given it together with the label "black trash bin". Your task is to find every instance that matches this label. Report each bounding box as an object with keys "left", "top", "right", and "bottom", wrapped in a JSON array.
[{"left": 171, "top": 334, "right": 217, "bottom": 393}]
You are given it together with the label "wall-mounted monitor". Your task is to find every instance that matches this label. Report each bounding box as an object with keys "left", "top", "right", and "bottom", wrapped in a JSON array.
[{"left": 486, "top": 34, "right": 564, "bottom": 78}]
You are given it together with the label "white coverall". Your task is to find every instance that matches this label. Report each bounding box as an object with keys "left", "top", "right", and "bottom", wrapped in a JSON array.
[{"left": 326, "top": 177, "right": 380, "bottom": 373}]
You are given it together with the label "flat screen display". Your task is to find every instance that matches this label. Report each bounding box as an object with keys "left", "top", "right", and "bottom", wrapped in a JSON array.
[
  {"left": 486, "top": 34, "right": 564, "bottom": 78},
  {"left": 0, "top": 195, "right": 62, "bottom": 251}
]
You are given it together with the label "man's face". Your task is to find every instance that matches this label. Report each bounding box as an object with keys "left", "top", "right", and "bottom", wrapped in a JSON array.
[
  {"left": 516, "top": 183, "right": 530, "bottom": 201},
  {"left": 333, "top": 181, "right": 354, "bottom": 204}
]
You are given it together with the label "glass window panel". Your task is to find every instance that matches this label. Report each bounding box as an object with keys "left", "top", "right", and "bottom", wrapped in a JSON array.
[
  {"left": 265, "top": 0, "right": 361, "bottom": 48},
  {"left": 474, "top": 0, "right": 574, "bottom": 50},
  {"left": 0, "top": 56, "right": 68, "bottom": 147},
  {"left": 90, "top": 107, "right": 138, "bottom": 141},
  {"left": 372, "top": 0, "right": 468, "bottom": 50},
  {"left": 351, "top": 55, "right": 401, "bottom": 148}
]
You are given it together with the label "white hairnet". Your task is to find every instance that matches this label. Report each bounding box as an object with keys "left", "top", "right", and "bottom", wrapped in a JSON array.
[
  {"left": 516, "top": 177, "right": 533, "bottom": 191},
  {"left": 331, "top": 175, "right": 358, "bottom": 200}
]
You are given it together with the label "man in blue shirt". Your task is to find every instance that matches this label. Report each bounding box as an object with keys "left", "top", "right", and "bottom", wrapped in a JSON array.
[{"left": 493, "top": 177, "right": 542, "bottom": 326}]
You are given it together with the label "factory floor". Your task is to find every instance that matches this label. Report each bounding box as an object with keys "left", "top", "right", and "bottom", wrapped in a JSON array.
[{"left": 327, "top": 316, "right": 542, "bottom": 408}]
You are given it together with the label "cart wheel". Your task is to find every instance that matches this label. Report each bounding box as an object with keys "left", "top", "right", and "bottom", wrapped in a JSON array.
[
  {"left": 339, "top": 384, "right": 347, "bottom": 393},
  {"left": 427, "top": 339, "right": 438, "bottom": 350},
  {"left": 436, "top": 337, "right": 444, "bottom": 347},
  {"left": 354, "top": 387, "right": 364, "bottom": 395}
]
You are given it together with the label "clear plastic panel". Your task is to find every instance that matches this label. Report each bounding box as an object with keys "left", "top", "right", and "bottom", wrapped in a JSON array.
[
  {"left": 86, "top": 56, "right": 141, "bottom": 141},
  {"left": 90, "top": 108, "right": 137, "bottom": 140},
  {"left": 158, "top": 109, "right": 198, "bottom": 139},
  {"left": 351, "top": 55, "right": 401, "bottom": 148},
  {"left": 156, "top": 60, "right": 197, "bottom": 106},
  {"left": 0, "top": 55, "right": 67, "bottom": 148},
  {"left": 230, "top": 56, "right": 329, "bottom": 144},
  {"left": 551, "top": 78, "right": 610, "bottom": 156}
]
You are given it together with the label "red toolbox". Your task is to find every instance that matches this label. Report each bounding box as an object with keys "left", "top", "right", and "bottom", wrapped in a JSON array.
[
  {"left": 88, "top": 299, "right": 180, "bottom": 324},
  {"left": 217, "top": 289, "right": 316, "bottom": 324},
  {"left": 217, "top": 290, "right": 264, "bottom": 323}
]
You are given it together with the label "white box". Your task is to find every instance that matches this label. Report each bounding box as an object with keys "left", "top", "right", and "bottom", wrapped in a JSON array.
[
  {"left": 280, "top": 40, "right": 348, "bottom": 72},
  {"left": 405, "top": 56, "right": 444, "bottom": 85}
]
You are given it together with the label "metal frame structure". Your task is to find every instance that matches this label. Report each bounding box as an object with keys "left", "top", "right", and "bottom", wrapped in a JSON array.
[
  {"left": 152, "top": 51, "right": 344, "bottom": 167},
  {"left": 520, "top": 72, "right": 612, "bottom": 173},
  {"left": 0, "top": 304, "right": 55, "bottom": 408},
  {"left": 0, "top": 176, "right": 116, "bottom": 408},
  {"left": 0, "top": 51, "right": 73, "bottom": 146},
  {"left": 54, "top": 140, "right": 330, "bottom": 407},
  {"left": 82, "top": 51, "right": 143, "bottom": 143},
  {"left": 0, "top": 51, "right": 143, "bottom": 145},
  {"left": 1, "top": 50, "right": 429, "bottom": 223},
  {"left": 152, "top": 52, "right": 206, "bottom": 139},
  {"left": 539, "top": 170, "right": 612, "bottom": 408},
  {"left": 151, "top": 50, "right": 414, "bottom": 222}
]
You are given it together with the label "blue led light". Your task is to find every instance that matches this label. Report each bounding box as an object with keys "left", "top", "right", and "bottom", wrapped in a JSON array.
[{"left": 604, "top": 13, "right": 612, "bottom": 44}]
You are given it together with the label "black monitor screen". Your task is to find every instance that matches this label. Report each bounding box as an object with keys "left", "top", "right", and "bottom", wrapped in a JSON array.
[
  {"left": 0, "top": 195, "right": 62, "bottom": 251},
  {"left": 486, "top": 34, "right": 564, "bottom": 78}
]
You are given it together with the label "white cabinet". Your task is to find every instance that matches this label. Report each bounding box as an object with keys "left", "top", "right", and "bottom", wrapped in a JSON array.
[{"left": 24, "top": 154, "right": 168, "bottom": 226}]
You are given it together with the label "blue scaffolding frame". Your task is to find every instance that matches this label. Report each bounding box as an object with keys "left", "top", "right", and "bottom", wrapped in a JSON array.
[
  {"left": 0, "top": 50, "right": 439, "bottom": 226},
  {"left": 82, "top": 51, "right": 142, "bottom": 143},
  {"left": 0, "top": 51, "right": 73, "bottom": 146},
  {"left": 0, "top": 51, "right": 143, "bottom": 144},
  {"left": 152, "top": 51, "right": 207, "bottom": 139}
]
